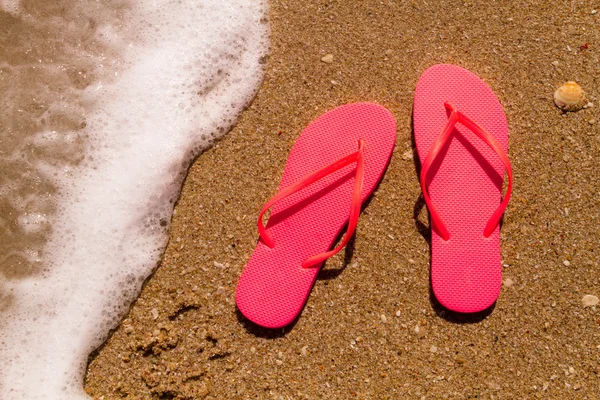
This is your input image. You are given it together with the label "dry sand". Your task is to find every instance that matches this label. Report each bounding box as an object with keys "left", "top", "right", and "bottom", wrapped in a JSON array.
[{"left": 85, "top": 0, "right": 600, "bottom": 398}]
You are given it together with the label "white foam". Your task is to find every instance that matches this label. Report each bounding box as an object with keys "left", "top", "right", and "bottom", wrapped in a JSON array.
[
  {"left": 0, "top": 0, "right": 268, "bottom": 398},
  {"left": 0, "top": 0, "right": 19, "bottom": 15},
  {"left": 16, "top": 212, "right": 49, "bottom": 234}
]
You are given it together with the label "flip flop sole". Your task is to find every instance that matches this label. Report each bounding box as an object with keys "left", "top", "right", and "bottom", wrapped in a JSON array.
[
  {"left": 236, "top": 103, "right": 396, "bottom": 328},
  {"left": 414, "top": 64, "right": 509, "bottom": 313}
]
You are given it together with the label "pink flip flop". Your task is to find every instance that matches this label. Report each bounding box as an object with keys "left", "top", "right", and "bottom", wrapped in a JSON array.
[
  {"left": 236, "top": 103, "right": 396, "bottom": 328},
  {"left": 414, "top": 64, "right": 513, "bottom": 313}
]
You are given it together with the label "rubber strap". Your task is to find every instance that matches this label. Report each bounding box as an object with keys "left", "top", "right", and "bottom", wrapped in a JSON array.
[
  {"left": 420, "top": 102, "right": 513, "bottom": 240},
  {"left": 258, "top": 140, "right": 365, "bottom": 268}
]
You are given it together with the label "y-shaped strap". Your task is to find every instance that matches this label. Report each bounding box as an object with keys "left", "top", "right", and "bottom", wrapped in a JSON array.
[
  {"left": 258, "top": 140, "right": 365, "bottom": 268},
  {"left": 420, "top": 102, "right": 513, "bottom": 240}
]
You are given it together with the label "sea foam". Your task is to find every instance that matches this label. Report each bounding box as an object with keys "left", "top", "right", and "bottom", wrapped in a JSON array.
[{"left": 0, "top": 0, "right": 268, "bottom": 398}]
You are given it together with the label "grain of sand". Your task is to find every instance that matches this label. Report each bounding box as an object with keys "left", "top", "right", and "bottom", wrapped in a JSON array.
[{"left": 86, "top": 0, "right": 600, "bottom": 398}]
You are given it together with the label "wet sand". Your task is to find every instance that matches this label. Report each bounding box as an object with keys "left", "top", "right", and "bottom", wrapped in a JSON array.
[{"left": 85, "top": 0, "right": 600, "bottom": 398}]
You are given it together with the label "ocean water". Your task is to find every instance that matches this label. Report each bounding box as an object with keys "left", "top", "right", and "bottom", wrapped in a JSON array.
[{"left": 0, "top": 1, "right": 268, "bottom": 398}]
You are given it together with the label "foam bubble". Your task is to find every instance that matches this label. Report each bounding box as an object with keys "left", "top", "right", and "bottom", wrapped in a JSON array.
[{"left": 0, "top": 0, "right": 268, "bottom": 398}]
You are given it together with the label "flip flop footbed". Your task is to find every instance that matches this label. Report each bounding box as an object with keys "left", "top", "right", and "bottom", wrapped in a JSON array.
[
  {"left": 236, "top": 103, "right": 396, "bottom": 328},
  {"left": 414, "top": 64, "right": 509, "bottom": 313}
]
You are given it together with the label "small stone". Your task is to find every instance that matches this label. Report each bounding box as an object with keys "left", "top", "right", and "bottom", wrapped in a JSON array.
[
  {"left": 380, "top": 314, "right": 387, "bottom": 323},
  {"left": 395, "top": 310, "right": 401, "bottom": 317},
  {"left": 151, "top": 308, "right": 159, "bottom": 320},
  {"left": 592, "top": 9, "right": 597, "bottom": 14},
  {"left": 402, "top": 149, "right": 413, "bottom": 160},
  {"left": 569, "top": 366, "right": 576, "bottom": 374},
  {"left": 503, "top": 278, "right": 514, "bottom": 287},
  {"left": 250, "top": 346, "right": 256, "bottom": 353},
  {"left": 301, "top": 346, "right": 308, "bottom": 356},
  {"left": 551, "top": 60, "right": 560, "bottom": 67},
  {"left": 213, "top": 261, "right": 225, "bottom": 268},
  {"left": 430, "top": 345, "right": 438, "bottom": 353},
  {"left": 588, "top": 118, "right": 596, "bottom": 125},
  {"left": 456, "top": 356, "right": 466, "bottom": 364},
  {"left": 563, "top": 260, "right": 571, "bottom": 267},
  {"left": 582, "top": 294, "right": 599, "bottom": 307},
  {"left": 321, "top": 54, "right": 334, "bottom": 63},
  {"left": 275, "top": 359, "right": 283, "bottom": 365},
  {"left": 384, "top": 49, "right": 393, "bottom": 56},
  {"left": 216, "top": 286, "right": 225, "bottom": 295},
  {"left": 277, "top": 351, "right": 283, "bottom": 358},
  {"left": 197, "top": 384, "right": 210, "bottom": 397}
]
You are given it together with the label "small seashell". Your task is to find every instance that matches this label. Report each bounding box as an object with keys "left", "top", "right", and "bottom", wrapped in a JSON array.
[
  {"left": 300, "top": 345, "right": 308, "bottom": 356},
  {"left": 582, "top": 294, "right": 599, "bottom": 307},
  {"left": 554, "top": 81, "right": 586, "bottom": 112}
]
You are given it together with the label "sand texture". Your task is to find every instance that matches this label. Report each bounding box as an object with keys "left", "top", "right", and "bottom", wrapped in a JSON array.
[{"left": 85, "top": 0, "right": 600, "bottom": 398}]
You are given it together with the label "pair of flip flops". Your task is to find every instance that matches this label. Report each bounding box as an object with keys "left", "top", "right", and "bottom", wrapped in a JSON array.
[{"left": 236, "top": 64, "right": 513, "bottom": 328}]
